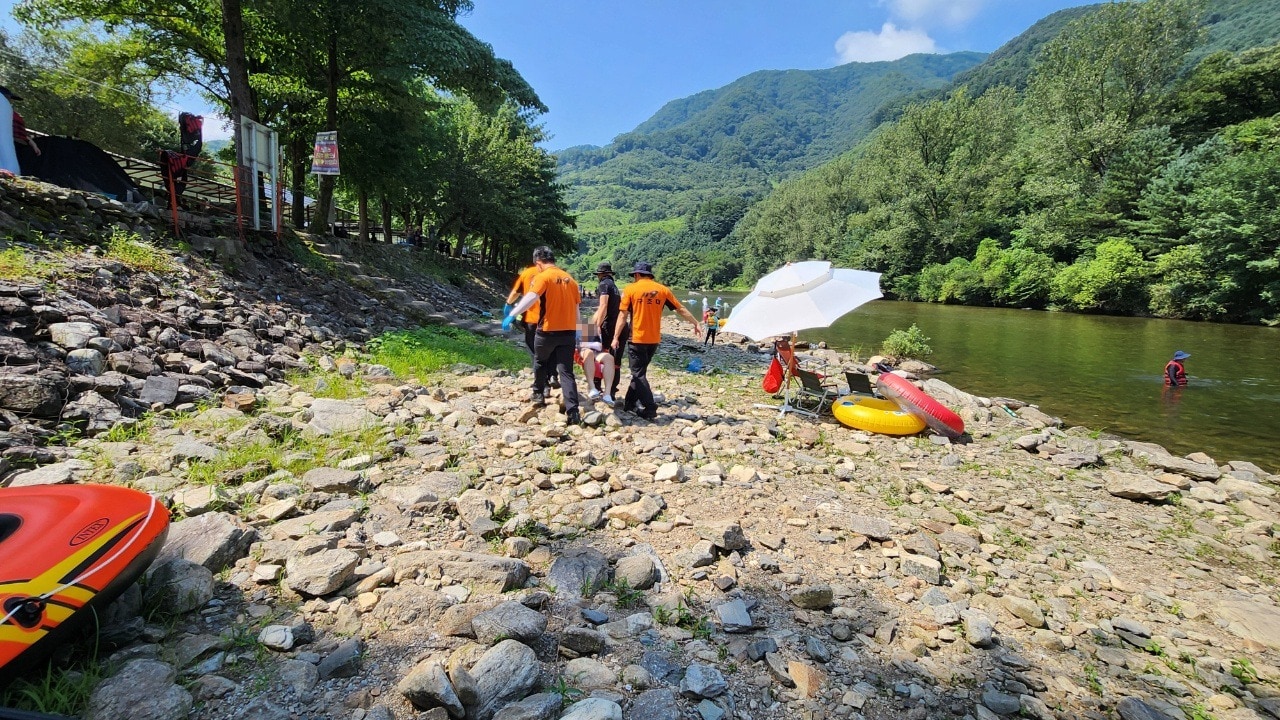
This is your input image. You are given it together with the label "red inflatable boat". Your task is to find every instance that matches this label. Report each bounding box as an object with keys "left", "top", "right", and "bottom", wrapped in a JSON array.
[
  {"left": 876, "top": 372, "right": 966, "bottom": 439},
  {"left": 0, "top": 484, "right": 169, "bottom": 685}
]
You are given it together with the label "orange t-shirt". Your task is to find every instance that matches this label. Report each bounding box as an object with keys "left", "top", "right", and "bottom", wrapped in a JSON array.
[
  {"left": 619, "top": 277, "right": 681, "bottom": 344},
  {"left": 529, "top": 266, "right": 580, "bottom": 332},
  {"left": 511, "top": 265, "right": 541, "bottom": 323}
]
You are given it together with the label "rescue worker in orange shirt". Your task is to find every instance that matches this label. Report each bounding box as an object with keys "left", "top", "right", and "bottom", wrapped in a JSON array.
[
  {"left": 610, "top": 262, "right": 702, "bottom": 421},
  {"left": 504, "top": 247, "right": 583, "bottom": 424},
  {"left": 505, "top": 260, "right": 547, "bottom": 396}
]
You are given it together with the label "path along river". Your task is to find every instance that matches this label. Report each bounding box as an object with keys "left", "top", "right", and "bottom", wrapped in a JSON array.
[{"left": 688, "top": 294, "right": 1280, "bottom": 473}]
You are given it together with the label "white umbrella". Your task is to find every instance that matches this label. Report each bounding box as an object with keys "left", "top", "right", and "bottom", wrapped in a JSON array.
[{"left": 721, "top": 261, "right": 882, "bottom": 341}]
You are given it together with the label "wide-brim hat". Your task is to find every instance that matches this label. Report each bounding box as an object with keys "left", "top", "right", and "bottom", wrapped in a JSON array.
[
  {"left": 0, "top": 86, "right": 22, "bottom": 102},
  {"left": 595, "top": 261, "right": 613, "bottom": 275},
  {"left": 632, "top": 261, "right": 655, "bottom": 277},
  {"left": 1172, "top": 350, "right": 1190, "bottom": 361}
]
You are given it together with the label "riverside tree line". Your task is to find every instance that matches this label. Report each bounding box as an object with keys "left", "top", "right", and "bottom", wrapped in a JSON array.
[
  {"left": 734, "top": 0, "right": 1280, "bottom": 325},
  {"left": 3, "top": 0, "right": 573, "bottom": 269}
]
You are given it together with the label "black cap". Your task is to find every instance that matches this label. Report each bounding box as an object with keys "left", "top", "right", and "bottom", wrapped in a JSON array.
[
  {"left": 0, "top": 86, "right": 22, "bottom": 102},
  {"left": 595, "top": 261, "right": 613, "bottom": 275},
  {"left": 632, "top": 261, "right": 654, "bottom": 277}
]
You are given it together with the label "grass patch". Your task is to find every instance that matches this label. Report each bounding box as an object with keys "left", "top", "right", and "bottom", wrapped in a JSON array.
[
  {"left": 104, "top": 229, "right": 177, "bottom": 274},
  {"left": 366, "top": 326, "right": 527, "bottom": 378},
  {"left": 185, "top": 425, "right": 388, "bottom": 487},
  {"left": 0, "top": 657, "right": 110, "bottom": 717},
  {"left": 0, "top": 246, "right": 55, "bottom": 282}
]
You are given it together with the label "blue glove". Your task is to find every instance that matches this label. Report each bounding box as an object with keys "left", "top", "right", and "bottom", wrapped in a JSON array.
[
  {"left": 503, "top": 303, "right": 514, "bottom": 318},
  {"left": 502, "top": 315, "right": 515, "bottom": 332}
]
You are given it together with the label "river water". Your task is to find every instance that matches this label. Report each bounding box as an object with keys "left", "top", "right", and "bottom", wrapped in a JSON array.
[{"left": 689, "top": 293, "right": 1279, "bottom": 472}]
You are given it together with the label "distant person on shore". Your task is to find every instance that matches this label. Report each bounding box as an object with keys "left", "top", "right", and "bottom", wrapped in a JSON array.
[
  {"left": 504, "top": 246, "right": 582, "bottom": 423},
  {"left": 591, "top": 261, "right": 627, "bottom": 400},
  {"left": 702, "top": 306, "right": 718, "bottom": 346},
  {"left": 1164, "top": 350, "right": 1190, "bottom": 387},
  {"left": 2, "top": 86, "right": 40, "bottom": 174},
  {"left": 610, "top": 261, "right": 702, "bottom": 420}
]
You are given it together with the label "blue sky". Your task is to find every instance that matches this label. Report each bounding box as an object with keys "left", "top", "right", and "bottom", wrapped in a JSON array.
[
  {"left": 1, "top": 0, "right": 1092, "bottom": 147},
  {"left": 459, "top": 0, "right": 1094, "bottom": 149}
]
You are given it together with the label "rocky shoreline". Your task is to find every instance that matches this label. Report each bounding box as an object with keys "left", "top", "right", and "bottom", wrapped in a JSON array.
[{"left": 1, "top": 179, "right": 1278, "bottom": 720}]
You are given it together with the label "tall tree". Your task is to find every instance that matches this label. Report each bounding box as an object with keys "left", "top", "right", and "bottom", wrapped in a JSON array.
[{"left": 1026, "top": 0, "right": 1204, "bottom": 179}]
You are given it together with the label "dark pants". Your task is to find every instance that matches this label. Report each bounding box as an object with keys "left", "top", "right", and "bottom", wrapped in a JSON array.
[
  {"left": 623, "top": 342, "right": 658, "bottom": 415},
  {"left": 534, "top": 330, "right": 578, "bottom": 413},
  {"left": 704, "top": 328, "right": 717, "bottom": 346},
  {"left": 522, "top": 322, "right": 539, "bottom": 389},
  {"left": 604, "top": 324, "right": 629, "bottom": 398}
]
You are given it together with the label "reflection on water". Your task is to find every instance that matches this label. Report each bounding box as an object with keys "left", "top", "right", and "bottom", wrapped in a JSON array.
[{"left": 702, "top": 294, "right": 1280, "bottom": 472}]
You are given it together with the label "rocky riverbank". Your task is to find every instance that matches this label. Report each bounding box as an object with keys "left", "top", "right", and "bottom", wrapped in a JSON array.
[{"left": 1, "top": 178, "right": 1278, "bottom": 720}]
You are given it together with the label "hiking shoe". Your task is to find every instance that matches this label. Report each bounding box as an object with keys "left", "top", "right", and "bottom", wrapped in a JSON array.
[
  {"left": 637, "top": 409, "right": 658, "bottom": 421},
  {"left": 601, "top": 394, "right": 615, "bottom": 407},
  {"left": 587, "top": 389, "right": 602, "bottom": 401},
  {"left": 549, "top": 377, "right": 561, "bottom": 389},
  {"left": 566, "top": 409, "right": 581, "bottom": 426},
  {"left": 529, "top": 391, "right": 546, "bottom": 406}
]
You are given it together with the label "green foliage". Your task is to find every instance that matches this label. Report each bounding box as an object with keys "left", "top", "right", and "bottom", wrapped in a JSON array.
[
  {"left": 365, "top": 326, "right": 528, "bottom": 380},
  {"left": 104, "top": 230, "right": 177, "bottom": 274},
  {"left": 881, "top": 324, "right": 933, "bottom": 359},
  {"left": 0, "top": 246, "right": 55, "bottom": 282},
  {"left": 603, "top": 577, "right": 644, "bottom": 609},
  {"left": 1050, "top": 239, "right": 1152, "bottom": 313},
  {"left": 0, "top": 657, "right": 110, "bottom": 717},
  {"left": 717, "top": 0, "right": 1280, "bottom": 323},
  {"left": 0, "top": 28, "right": 178, "bottom": 158},
  {"left": 1230, "top": 657, "right": 1259, "bottom": 684}
]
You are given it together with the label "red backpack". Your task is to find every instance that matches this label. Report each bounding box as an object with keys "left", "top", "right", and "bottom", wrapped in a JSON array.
[{"left": 762, "top": 356, "right": 784, "bottom": 394}]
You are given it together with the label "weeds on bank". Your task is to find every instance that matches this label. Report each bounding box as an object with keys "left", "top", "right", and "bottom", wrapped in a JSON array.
[
  {"left": 366, "top": 326, "right": 526, "bottom": 379},
  {"left": 1231, "top": 658, "right": 1259, "bottom": 684},
  {"left": 545, "top": 675, "right": 585, "bottom": 703},
  {"left": 104, "top": 229, "right": 177, "bottom": 274},
  {"left": 283, "top": 235, "right": 336, "bottom": 275},
  {"left": 0, "top": 245, "right": 58, "bottom": 283},
  {"left": 101, "top": 413, "right": 158, "bottom": 443},
  {"left": 0, "top": 656, "right": 110, "bottom": 717},
  {"left": 602, "top": 578, "right": 644, "bottom": 609},
  {"left": 184, "top": 424, "right": 388, "bottom": 487}
]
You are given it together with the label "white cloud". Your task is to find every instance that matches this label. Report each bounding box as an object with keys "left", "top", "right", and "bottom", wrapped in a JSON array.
[
  {"left": 883, "top": 0, "right": 986, "bottom": 29},
  {"left": 835, "top": 23, "right": 937, "bottom": 63}
]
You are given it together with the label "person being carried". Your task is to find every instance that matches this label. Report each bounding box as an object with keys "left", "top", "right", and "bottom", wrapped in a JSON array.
[
  {"left": 504, "top": 247, "right": 583, "bottom": 424},
  {"left": 702, "top": 306, "right": 719, "bottom": 346},
  {"left": 1164, "top": 350, "right": 1190, "bottom": 387},
  {"left": 574, "top": 323, "right": 616, "bottom": 407},
  {"left": 610, "top": 261, "right": 702, "bottom": 421},
  {"left": 591, "top": 261, "right": 628, "bottom": 401}
]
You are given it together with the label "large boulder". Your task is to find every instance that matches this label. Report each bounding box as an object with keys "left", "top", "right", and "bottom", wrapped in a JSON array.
[
  {"left": 0, "top": 369, "right": 67, "bottom": 417},
  {"left": 87, "top": 659, "right": 192, "bottom": 720},
  {"left": 156, "top": 512, "right": 257, "bottom": 571},
  {"left": 469, "top": 640, "right": 542, "bottom": 720}
]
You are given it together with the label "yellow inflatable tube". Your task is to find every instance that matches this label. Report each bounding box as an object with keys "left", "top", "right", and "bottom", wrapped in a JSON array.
[{"left": 832, "top": 395, "right": 927, "bottom": 435}]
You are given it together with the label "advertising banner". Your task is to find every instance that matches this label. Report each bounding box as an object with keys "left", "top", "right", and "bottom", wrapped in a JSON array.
[{"left": 311, "top": 131, "right": 340, "bottom": 175}]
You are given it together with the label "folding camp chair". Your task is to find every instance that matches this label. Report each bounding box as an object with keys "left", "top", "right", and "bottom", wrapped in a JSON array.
[
  {"left": 845, "top": 371, "right": 876, "bottom": 397},
  {"left": 786, "top": 366, "right": 838, "bottom": 418},
  {"left": 754, "top": 338, "right": 837, "bottom": 418}
]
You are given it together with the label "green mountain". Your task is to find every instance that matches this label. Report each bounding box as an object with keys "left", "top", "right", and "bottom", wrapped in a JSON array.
[{"left": 557, "top": 52, "right": 985, "bottom": 221}]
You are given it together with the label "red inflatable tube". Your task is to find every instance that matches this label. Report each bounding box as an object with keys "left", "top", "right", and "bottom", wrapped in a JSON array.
[{"left": 876, "top": 372, "right": 966, "bottom": 439}]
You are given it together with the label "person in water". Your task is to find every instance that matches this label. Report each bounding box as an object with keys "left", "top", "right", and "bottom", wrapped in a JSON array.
[{"left": 1164, "top": 350, "right": 1189, "bottom": 387}]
